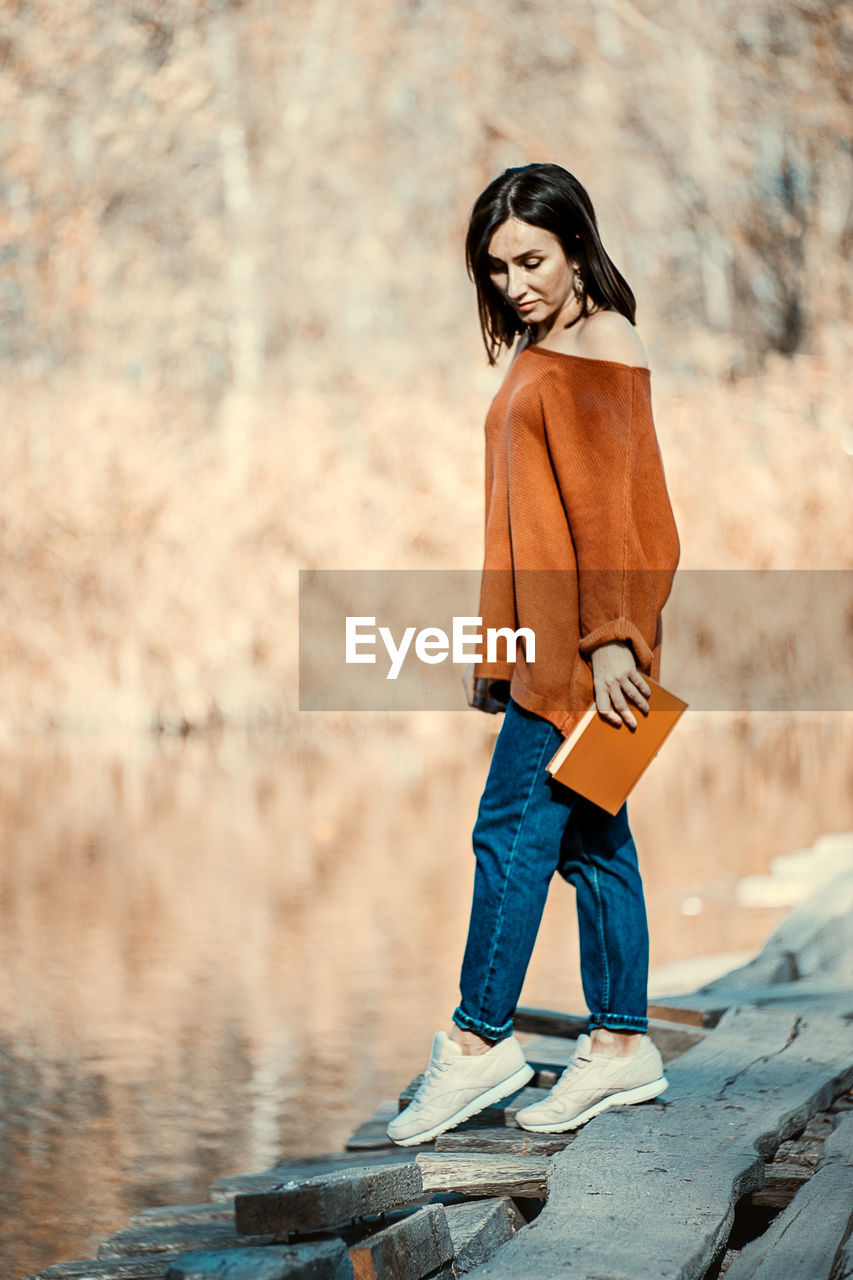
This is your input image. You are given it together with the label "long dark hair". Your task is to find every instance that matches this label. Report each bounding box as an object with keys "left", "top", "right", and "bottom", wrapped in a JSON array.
[{"left": 465, "top": 163, "right": 637, "bottom": 365}]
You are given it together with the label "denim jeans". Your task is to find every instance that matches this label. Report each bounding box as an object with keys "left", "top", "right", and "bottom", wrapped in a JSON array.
[{"left": 453, "top": 697, "right": 650, "bottom": 1041}]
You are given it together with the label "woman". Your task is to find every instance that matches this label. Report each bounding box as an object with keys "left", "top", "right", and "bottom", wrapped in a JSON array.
[{"left": 387, "top": 163, "right": 680, "bottom": 1146}]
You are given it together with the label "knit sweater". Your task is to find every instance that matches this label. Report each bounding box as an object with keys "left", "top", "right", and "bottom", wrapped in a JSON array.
[{"left": 472, "top": 343, "right": 680, "bottom": 736}]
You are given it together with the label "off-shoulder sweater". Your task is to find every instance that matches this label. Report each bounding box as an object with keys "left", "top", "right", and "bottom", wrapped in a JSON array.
[{"left": 472, "top": 344, "right": 681, "bottom": 737}]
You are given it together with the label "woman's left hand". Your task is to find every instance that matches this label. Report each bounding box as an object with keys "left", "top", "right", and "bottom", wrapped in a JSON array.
[{"left": 589, "top": 641, "right": 650, "bottom": 730}]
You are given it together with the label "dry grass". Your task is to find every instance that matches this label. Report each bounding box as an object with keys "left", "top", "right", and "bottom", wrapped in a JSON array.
[{"left": 0, "top": 350, "right": 849, "bottom": 733}]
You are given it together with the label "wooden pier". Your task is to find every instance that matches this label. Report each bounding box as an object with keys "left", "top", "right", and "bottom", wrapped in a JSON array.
[{"left": 27, "top": 870, "right": 853, "bottom": 1280}]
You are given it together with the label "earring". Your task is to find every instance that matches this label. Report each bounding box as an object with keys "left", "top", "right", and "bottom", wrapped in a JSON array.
[{"left": 572, "top": 266, "right": 584, "bottom": 302}]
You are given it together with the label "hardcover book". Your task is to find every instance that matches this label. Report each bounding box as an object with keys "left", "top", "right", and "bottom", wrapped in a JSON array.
[{"left": 546, "top": 677, "right": 688, "bottom": 814}]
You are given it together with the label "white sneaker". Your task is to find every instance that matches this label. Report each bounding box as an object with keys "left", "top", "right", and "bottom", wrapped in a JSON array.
[
  {"left": 515, "top": 1033, "right": 668, "bottom": 1133},
  {"left": 386, "top": 1031, "right": 534, "bottom": 1146}
]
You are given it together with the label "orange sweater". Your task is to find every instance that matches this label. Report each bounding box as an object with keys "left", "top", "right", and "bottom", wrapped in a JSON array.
[{"left": 472, "top": 345, "right": 680, "bottom": 736}]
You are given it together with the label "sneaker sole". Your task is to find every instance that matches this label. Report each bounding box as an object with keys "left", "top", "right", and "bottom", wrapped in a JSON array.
[
  {"left": 387, "top": 1062, "right": 535, "bottom": 1146},
  {"left": 516, "top": 1075, "right": 669, "bottom": 1133}
]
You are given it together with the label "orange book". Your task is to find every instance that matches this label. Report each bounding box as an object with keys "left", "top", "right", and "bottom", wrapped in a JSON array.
[{"left": 546, "top": 677, "right": 688, "bottom": 814}]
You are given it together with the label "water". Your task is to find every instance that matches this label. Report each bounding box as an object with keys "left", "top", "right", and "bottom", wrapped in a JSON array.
[{"left": 1, "top": 711, "right": 851, "bottom": 1277}]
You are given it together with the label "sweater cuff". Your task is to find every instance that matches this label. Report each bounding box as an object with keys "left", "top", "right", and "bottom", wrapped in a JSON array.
[{"left": 578, "top": 617, "right": 654, "bottom": 672}]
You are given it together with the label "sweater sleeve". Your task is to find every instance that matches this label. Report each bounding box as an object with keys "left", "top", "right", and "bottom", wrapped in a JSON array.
[{"left": 543, "top": 367, "right": 680, "bottom": 672}]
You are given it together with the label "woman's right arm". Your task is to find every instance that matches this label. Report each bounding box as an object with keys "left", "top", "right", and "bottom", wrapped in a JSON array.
[{"left": 542, "top": 367, "right": 680, "bottom": 722}]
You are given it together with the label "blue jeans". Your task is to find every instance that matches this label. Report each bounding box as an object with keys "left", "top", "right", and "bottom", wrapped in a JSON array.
[{"left": 453, "top": 697, "right": 650, "bottom": 1041}]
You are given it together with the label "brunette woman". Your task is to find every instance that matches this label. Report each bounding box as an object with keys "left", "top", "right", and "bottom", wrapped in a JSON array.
[{"left": 388, "top": 163, "right": 680, "bottom": 1144}]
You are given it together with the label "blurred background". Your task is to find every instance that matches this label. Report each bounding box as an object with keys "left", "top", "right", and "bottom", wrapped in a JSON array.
[{"left": 0, "top": 1, "right": 851, "bottom": 1275}]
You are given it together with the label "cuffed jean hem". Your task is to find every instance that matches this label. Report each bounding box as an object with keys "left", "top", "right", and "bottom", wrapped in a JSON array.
[
  {"left": 452, "top": 1004, "right": 514, "bottom": 1042},
  {"left": 588, "top": 1012, "right": 649, "bottom": 1034}
]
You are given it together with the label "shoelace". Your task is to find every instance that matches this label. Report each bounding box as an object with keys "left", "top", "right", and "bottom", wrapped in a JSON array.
[
  {"left": 412, "top": 1058, "right": 452, "bottom": 1104},
  {"left": 552, "top": 1053, "right": 593, "bottom": 1094}
]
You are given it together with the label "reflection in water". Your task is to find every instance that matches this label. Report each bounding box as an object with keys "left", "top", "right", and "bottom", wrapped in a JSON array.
[{"left": 1, "top": 711, "right": 851, "bottom": 1278}]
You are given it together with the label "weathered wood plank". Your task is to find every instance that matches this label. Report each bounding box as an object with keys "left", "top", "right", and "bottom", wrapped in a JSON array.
[
  {"left": 347, "top": 1204, "right": 452, "bottom": 1280},
  {"left": 434, "top": 1125, "right": 574, "bottom": 1156},
  {"left": 463, "top": 1006, "right": 853, "bottom": 1280},
  {"left": 750, "top": 1110, "right": 835, "bottom": 1207},
  {"left": 99, "top": 1224, "right": 273, "bottom": 1259},
  {"left": 415, "top": 1153, "right": 549, "bottom": 1199},
  {"left": 723, "top": 1111, "right": 853, "bottom": 1280},
  {"left": 128, "top": 1206, "right": 235, "bottom": 1230},
  {"left": 514, "top": 1010, "right": 708, "bottom": 1059},
  {"left": 650, "top": 979, "right": 853, "bottom": 1025},
  {"left": 30, "top": 1259, "right": 170, "bottom": 1279},
  {"left": 163, "top": 1240, "right": 353, "bottom": 1280},
  {"left": 646, "top": 1002, "right": 721, "bottom": 1028},
  {"left": 835, "top": 1233, "right": 853, "bottom": 1280},
  {"left": 212, "top": 1149, "right": 417, "bottom": 1203},
  {"left": 234, "top": 1161, "right": 423, "bottom": 1237},
  {"left": 705, "top": 869, "right": 853, "bottom": 991},
  {"left": 512, "top": 1009, "right": 588, "bottom": 1039},
  {"left": 749, "top": 1160, "right": 812, "bottom": 1209},
  {"left": 443, "top": 1199, "right": 524, "bottom": 1274}
]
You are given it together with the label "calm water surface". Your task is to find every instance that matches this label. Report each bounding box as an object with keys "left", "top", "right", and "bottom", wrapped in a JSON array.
[{"left": 1, "top": 711, "right": 851, "bottom": 1278}]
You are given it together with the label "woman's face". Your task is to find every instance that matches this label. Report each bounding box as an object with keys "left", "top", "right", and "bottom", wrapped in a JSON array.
[{"left": 486, "top": 217, "right": 577, "bottom": 332}]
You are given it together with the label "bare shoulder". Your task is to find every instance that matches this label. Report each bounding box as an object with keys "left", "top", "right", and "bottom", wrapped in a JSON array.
[{"left": 575, "top": 310, "right": 649, "bottom": 369}]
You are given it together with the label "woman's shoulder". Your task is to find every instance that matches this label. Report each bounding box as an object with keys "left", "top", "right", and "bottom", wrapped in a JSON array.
[{"left": 549, "top": 310, "right": 650, "bottom": 370}]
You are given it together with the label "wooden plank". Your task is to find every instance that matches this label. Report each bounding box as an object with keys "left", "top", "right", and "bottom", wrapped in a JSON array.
[
  {"left": 835, "top": 1234, "right": 853, "bottom": 1280},
  {"left": 749, "top": 1160, "right": 812, "bottom": 1210},
  {"left": 163, "top": 1241, "right": 353, "bottom": 1279},
  {"left": 649, "top": 979, "right": 853, "bottom": 1024},
  {"left": 347, "top": 1204, "right": 452, "bottom": 1280},
  {"left": 415, "top": 1153, "right": 549, "bottom": 1199},
  {"left": 99, "top": 1224, "right": 273, "bottom": 1259},
  {"left": 512, "top": 1009, "right": 588, "bottom": 1039},
  {"left": 723, "top": 1111, "right": 853, "bottom": 1280},
  {"left": 514, "top": 1009, "right": 709, "bottom": 1059},
  {"left": 234, "top": 1161, "right": 423, "bottom": 1237},
  {"left": 129, "top": 1206, "right": 235, "bottom": 1230},
  {"left": 443, "top": 1199, "right": 524, "bottom": 1273},
  {"left": 30, "top": 1259, "right": 170, "bottom": 1279},
  {"left": 704, "top": 870, "right": 853, "bottom": 992},
  {"left": 212, "top": 1149, "right": 417, "bottom": 1203},
  {"left": 646, "top": 1002, "right": 720, "bottom": 1028},
  {"left": 435, "top": 1125, "right": 574, "bottom": 1157},
  {"left": 751, "top": 1111, "right": 833, "bottom": 1207},
  {"left": 461, "top": 1006, "right": 853, "bottom": 1279}
]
